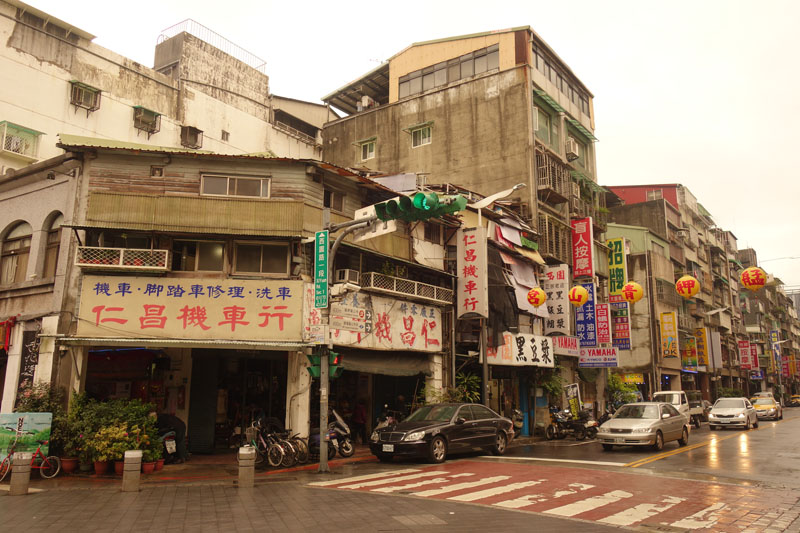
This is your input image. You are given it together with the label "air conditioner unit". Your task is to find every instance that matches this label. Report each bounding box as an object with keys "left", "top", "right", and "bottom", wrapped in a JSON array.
[
  {"left": 335, "top": 269, "right": 360, "bottom": 284},
  {"left": 565, "top": 137, "right": 579, "bottom": 162}
]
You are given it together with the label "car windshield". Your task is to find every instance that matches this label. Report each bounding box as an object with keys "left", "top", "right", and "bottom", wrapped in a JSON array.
[
  {"left": 754, "top": 400, "right": 775, "bottom": 407},
  {"left": 405, "top": 405, "right": 457, "bottom": 422},
  {"left": 654, "top": 393, "right": 680, "bottom": 404},
  {"left": 714, "top": 399, "right": 744, "bottom": 409},
  {"left": 614, "top": 405, "right": 659, "bottom": 419}
]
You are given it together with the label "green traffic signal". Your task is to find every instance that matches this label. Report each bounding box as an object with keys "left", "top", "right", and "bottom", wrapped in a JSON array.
[{"left": 373, "top": 193, "right": 466, "bottom": 222}]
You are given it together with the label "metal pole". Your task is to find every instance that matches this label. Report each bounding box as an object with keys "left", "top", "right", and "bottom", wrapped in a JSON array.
[{"left": 482, "top": 318, "right": 490, "bottom": 407}]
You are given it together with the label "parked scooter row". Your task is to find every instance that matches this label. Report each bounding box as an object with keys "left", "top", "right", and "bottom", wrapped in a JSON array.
[{"left": 545, "top": 406, "right": 600, "bottom": 441}]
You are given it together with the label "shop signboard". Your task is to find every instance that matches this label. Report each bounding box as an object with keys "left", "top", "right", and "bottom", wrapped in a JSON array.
[
  {"left": 0, "top": 412, "right": 52, "bottom": 455},
  {"left": 457, "top": 226, "right": 489, "bottom": 319},
  {"left": 782, "top": 358, "right": 790, "bottom": 377},
  {"left": 565, "top": 383, "right": 582, "bottom": 419},
  {"left": 552, "top": 335, "right": 580, "bottom": 357},
  {"left": 609, "top": 295, "right": 630, "bottom": 350},
  {"left": 575, "top": 282, "right": 597, "bottom": 347},
  {"left": 622, "top": 373, "right": 645, "bottom": 385},
  {"left": 571, "top": 218, "right": 594, "bottom": 279},
  {"left": 738, "top": 340, "right": 752, "bottom": 370},
  {"left": 579, "top": 347, "right": 619, "bottom": 368},
  {"left": 751, "top": 345, "right": 759, "bottom": 370},
  {"left": 303, "top": 286, "right": 441, "bottom": 352},
  {"left": 694, "top": 327, "right": 709, "bottom": 366},
  {"left": 596, "top": 303, "right": 611, "bottom": 344},
  {"left": 486, "top": 332, "right": 555, "bottom": 368},
  {"left": 750, "top": 369, "right": 764, "bottom": 380},
  {"left": 660, "top": 311, "right": 678, "bottom": 358},
  {"left": 77, "top": 275, "right": 304, "bottom": 342},
  {"left": 770, "top": 330, "right": 781, "bottom": 363},
  {"left": 314, "top": 230, "right": 329, "bottom": 309},
  {"left": 542, "top": 264, "right": 570, "bottom": 335},
  {"left": 606, "top": 237, "right": 627, "bottom": 295},
  {"left": 682, "top": 337, "right": 697, "bottom": 371}
]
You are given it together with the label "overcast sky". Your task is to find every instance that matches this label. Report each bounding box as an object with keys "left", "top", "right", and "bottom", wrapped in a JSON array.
[{"left": 26, "top": 0, "right": 800, "bottom": 290}]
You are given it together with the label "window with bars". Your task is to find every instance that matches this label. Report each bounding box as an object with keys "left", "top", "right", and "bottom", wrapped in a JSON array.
[
  {"left": 0, "top": 121, "right": 41, "bottom": 159},
  {"left": 70, "top": 81, "right": 101, "bottom": 112}
]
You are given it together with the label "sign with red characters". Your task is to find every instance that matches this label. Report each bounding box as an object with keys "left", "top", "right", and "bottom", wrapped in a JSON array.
[
  {"left": 571, "top": 217, "right": 594, "bottom": 279},
  {"left": 596, "top": 303, "right": 611, "bottom": 344},
  {"left": 457, "top": 226, "right": 489, "bottom": 319}
]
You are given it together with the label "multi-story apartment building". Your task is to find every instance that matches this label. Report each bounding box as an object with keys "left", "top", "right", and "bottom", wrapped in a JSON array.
[
  {"left": 0, "top": 0, "right": 331, "bottom": 175},
  {"left": 320, "top": 27, "right": 611, "bottom": 424}
]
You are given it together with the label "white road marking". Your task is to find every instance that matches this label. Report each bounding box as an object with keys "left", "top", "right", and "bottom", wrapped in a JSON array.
[
  {"left": 599, "top": 495, "right": 685, "bottom": 526},
  {"left": 494, "top": 483, "right": 595, "bottom": 509},
  {"left": 670, "top": 502, "right": 727, "bottom": 530},
  {"left": 339, "top": 471, "right": 445, "bottom": 489},
  {"left": 413, "top": 476, "right": 511, "bottom": 497},
  {"left": 448, "top": 480, "right": 545, "bottom": 502},
  {"left": 372, "top": 473, "right": 474, "bottom": 493},
  {"left": 543, "top": 490, "right": 633, "bottom": 517},
  {"left": 308, "top": 469, "right": 420, "bottom": 486},
  {"left": 479, "top": 455, "right": 627, "bottom": 467}
]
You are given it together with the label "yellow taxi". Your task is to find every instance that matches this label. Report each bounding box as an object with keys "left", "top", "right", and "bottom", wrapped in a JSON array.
[
  {"left": 790, "top": 395, "right": 800, "bottom": 407},
  {"left": 753, "top": 398, "right": 783, "bottom": 420}
]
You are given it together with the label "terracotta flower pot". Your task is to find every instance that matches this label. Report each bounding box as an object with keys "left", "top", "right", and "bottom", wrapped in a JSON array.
[
  {"left": 141, "top": 461, "right": 156, "bottom": 474},
  {"left": 114, "top": 460, "right": 125, "bottom": 475},
  {"left": 93, "top": 460, "right": 109, "bottom": 475},
  {"left": 61, "top": 457, "right": 79, "bottom": 474},
  {"left": 155, "top": 458, "right": 165, "bottom": 471}
]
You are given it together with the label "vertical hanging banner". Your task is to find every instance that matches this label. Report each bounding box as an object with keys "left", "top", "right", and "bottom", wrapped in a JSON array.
[
  {"left": 694, "top": 327, "right": 709, "bottom": 367},
  {"left": 782, "top": 358, "right": 790, "bottom": 377},
  {"left": 543, "top": 264, "right": 570, "bottom": 335},
  {"left": 660, "top": 311, "right": 678, "bottom": 358},
  {"left": 571, "top": 218, "right": 594, "bottom": 279},
  {"left": 565, "top": 383, "right": 582, "bottom": 419},
  {"left": 596, "top": 303, "right": 611, "bottom": 344},
  {"left": 457, "top": 226, "right": 489, "bottom": 318},
  {"left": 770, "top": 329, "right": 781, "bottom": 365},
  {"left": 738, "top": 340, "right": 752, "bottom": 370},
  {"left": 682, "top": 337, "right": 697, "bottom": 371},
  {"left": 576, "top": 282, "right": 597, "bottom": 347},
  {"left": 607, "top": 237, "right": 627, "bottom": 295},
  {"left": 314, "top": 230, "right": 329, "bottom": 309},
  {"left": 750, "top": 345, "right": 759, "bottom": 370},
  {"left": 609, "top": 295, "right": 630, "bottom": 350}
]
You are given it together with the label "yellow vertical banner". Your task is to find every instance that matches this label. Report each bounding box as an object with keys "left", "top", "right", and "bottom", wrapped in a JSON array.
[
  {"left": 694, "top": 327, "right": 708, "bottom": 366},
  {"left": 660, "top": 311, "right": 678, "bottom": 358},
  {"left": 606, "top": 238, "right": 627, "bottom": 296}
]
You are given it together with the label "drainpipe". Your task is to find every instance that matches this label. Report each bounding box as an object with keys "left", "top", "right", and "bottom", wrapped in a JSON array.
[{"left": 645, "top": 250, "right": 661, "bottom": 396}]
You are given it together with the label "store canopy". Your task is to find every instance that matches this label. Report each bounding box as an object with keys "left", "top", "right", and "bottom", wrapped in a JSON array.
[
  {"left": 340, "top": 350, "right": 433, "bottom": 377},
  {"left": 565, "top": 118, "right": 598, "bottom": 142},
  {"left": 533, "top": 90, "right": 565, "bottom": 113}
]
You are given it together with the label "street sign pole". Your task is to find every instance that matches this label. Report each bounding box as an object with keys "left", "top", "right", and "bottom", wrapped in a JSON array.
[{"left": 314, "top": 229, "right": 330, "bottom": 472}]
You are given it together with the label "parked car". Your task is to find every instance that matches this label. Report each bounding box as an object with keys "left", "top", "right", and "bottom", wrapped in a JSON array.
[
  {"left": 701, "top": 400, "right": 713, "bottom": 421},
  {"left": 597, "top": 402, "right": 690, "bottom": 452},
  {"left": 708, "top": 398, "right": 758, "bottom": 430},
  {"left": 788, "top": 395, "right": 800, "bottom": 407},
  {"left": 369, "top": 403, "right": 514, "bottom": 464},
  {"left": 753, "top": 398, "right": 783, "bottom": 420}
]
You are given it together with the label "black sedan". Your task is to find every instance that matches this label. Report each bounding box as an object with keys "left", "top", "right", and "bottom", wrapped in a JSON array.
[{"left": 369, "top": 403, "right": 514, "bottom": 464}]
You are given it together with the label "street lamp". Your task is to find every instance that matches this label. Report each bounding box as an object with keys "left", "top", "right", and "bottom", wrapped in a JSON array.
[{"left": 467, "top": 183, "right": 527, "bottom": 407}]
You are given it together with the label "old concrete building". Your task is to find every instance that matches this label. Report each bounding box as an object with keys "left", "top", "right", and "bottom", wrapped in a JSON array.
[{"left": 0, "top": 1, "right": 332, "bottom": 176}]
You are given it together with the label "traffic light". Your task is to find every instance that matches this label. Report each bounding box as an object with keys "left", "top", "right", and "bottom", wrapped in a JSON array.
[
  {"left": 306, "top": 352, "right": 321, "bottom": 378},
  {"left": 374, "top": 193, "right": 467, "bottom": 222},
  {"left": 329, "top": 351, "right": 343, "bottom": 379}
]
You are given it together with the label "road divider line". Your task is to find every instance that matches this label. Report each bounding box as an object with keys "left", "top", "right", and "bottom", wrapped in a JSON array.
[{"left": 626, "top": 430, "right": 752, "bottom": 468}]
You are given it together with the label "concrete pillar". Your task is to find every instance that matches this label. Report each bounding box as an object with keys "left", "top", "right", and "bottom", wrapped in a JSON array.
[
  {"left": 9, "top": 452, "right": 33, "bottom": 496},
  {"left": 285, "top": 351, "right": 311, "bottom": 438},
  {"left": 0, "top": 325, "right": 24, "bottom": 413},
  {"left": 425, "top": 354, "right": 443, "bottom": 403},
  {"left": 33, "top": 315, "right": 59, "bottom": 386},
  {"left": 121, "top": 450, "right": 142, "bottom": 492},
  {"left": 237, "top": 446, "right": 256, "bottom": 488}
]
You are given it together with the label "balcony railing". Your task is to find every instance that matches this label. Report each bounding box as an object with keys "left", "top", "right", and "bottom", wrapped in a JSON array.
[
  {"left": 536, "top": 148, "right": 570, "bottom": 204},
  {"left": 678, "top": 312, "right": 694, "bottom": 331},
  {"left": 360, "top": 272, "right": 452, "bottom": 305},
  {"left": 537, "top": 213, "right": 571, "bottom": 264},
  {"left": 76, "top": 246, "right": 169, "bottom": 271}
]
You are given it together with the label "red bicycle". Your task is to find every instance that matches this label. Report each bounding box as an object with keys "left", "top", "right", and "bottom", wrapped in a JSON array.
[{"left": 0, "top": 439, "right": 61, "bottom": 481}]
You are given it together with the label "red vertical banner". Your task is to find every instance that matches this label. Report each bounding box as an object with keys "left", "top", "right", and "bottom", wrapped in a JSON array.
[
  {"left": 596, "top": 303, "right": 611, "bottom": 344},
  {"left": 738, "top": 340, "right": 751, "bottom": 370},
  {"left": 571, "top": 217, "right": 594, "bottom": 279},
  {"left": 457, "top": 226, "right": 489, "bottom": 319}
]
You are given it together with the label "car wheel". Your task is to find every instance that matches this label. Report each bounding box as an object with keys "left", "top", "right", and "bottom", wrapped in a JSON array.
[
  {"left": 376, "top": 453, "right": 393, "bottom": 463},
  {"left": 745, "top": 418, "right": 752, "bottom": 430},
  {"left": 652, "top": 431, "right": 664, "bottom": 451},
  {"left": 678, "top": 427, "right": 689, "bottom": 446},
  {"left": 779, "top": 412, "right": 783, "bottom": 420},
  {"left": 693, "top": 416, "right": 701, "bottom": 429},
  {"left": 602, "top": 444, "right": 613, "bottom": 451},
  {"left": 709, "top": 424, "right": 717, "bottom": 430},
  {"left": 428, "top": 436, "right": 447, "bottom": 464},
  {"left": 753, "top": 419, "right": 759, "bottom": 429},
  {"left": 491, "top": 432, "right": 507, "bottom": 456}
]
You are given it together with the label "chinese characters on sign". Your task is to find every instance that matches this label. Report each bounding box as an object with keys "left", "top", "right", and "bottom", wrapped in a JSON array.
[
  {"left": 575, "top": 282, "right": 597, "bottom": 347},
  {"left": 694, "top": 327, "right": 709, "bottom": 367},
  {"left": 579, "top": 347, "right": 619, "bottom": 368},
  {"left": 77, "top": 276, "right": 303, "bottom": 341},
  {"left": 595, "top": 303, "right": 611, "bottom": 344},
  {"left": 770, "top": 329, "right": 781, "bottom": 366},
  {"left": 682, "top": 337, "right": 697, "bottom": 370},
  {"left": 609, "top": 295, "right": 630, "bottom": 350},
  {"left": 457, "top": 227, "right": 488, "bottom": 319},
  {"left": 486, "top": 332, "right": 555, "bottom": 368},
  {"left": 606, "top": 238, "right": 627, "bottom": 295},
  {"left": 622, "top": 373, "right": 645, "bottom": 384},
  {"left": 542, "top": 264, "right": 570, "bottom": 335},
  {"left": 660, "top": 311, "right": 678, "bottom": 358},
  {"left": 738, "top": 340, "right": 752, "bottom": 370},
  {"left": 571, "top": 218, "right": 594, "bottom": 279},
  {"left": 314, "top": 230, "right": 329, "bottom": 309}
]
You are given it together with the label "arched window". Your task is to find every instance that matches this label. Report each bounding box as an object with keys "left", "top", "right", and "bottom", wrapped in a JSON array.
[
  {"left": 1, "top": 222, "right": 33, "bottom": 285},
  {"left": 43, "top": 213, "right": 63, "bottom": 279}
]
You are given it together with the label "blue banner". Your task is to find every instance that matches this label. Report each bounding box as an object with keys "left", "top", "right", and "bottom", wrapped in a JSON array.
[{"left": 576, "top": 282, "right": 596, "bottom": 347}]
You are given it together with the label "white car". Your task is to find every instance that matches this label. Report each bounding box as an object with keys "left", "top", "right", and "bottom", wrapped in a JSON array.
[{"left": 708, "top": 397, "right": 759, "bottom": 430}]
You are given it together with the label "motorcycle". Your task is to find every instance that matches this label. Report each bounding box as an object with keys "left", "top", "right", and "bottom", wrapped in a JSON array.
[
  {"left": 511, "top": 409, "right": 524, "bottom": 437},
  {"left": 545, "top": 406, "right": 587, "bottom": 441},
  {"left": 581, "top": 410, "right": 599, "bottom": 439}
]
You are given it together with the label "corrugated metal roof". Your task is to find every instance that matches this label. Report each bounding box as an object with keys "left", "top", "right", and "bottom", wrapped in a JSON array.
[
  {"left": 566, "top": 118, "right": 598, "bottom": 142},
  {"left": 534, "top": 90, "right": 565, "bottom": 113}
]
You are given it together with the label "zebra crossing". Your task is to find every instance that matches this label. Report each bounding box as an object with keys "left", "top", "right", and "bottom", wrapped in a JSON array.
[{"left": 308, "top": 460, "right": 798, "bottom": 531}]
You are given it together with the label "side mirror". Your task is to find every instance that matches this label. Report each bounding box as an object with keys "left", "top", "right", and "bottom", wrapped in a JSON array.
[
  {"left": 662, "top": 413, "right": 670, "bottom": 419},
  {"left": 455, "top": 417, "right": 466, "bottom": 425}
]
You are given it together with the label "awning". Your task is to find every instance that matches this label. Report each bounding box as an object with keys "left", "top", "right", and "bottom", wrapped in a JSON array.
[
  {"left": 533, "top": 90, "right": 565, "bottom": 113},
  {"left": 58, "top": 337, "right": 306, "bottom": 350},
  {"left": 565, "top": 118, "right": 598, "bottom": 142},
  {"left": 515, "top": 246, "right": 546, "bottom": 265},
  {"left": 729, "top": 258, "right": 744, "bottom": 269},
  {"left": 571, "top": 171, "right": 604, "bottom": 193},
  {"left": 339, "top": 349, "right": 432, "bottom": 376}
]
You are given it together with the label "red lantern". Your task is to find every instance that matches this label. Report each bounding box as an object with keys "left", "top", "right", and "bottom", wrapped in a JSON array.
[
  {"left": 621, "top": 281, "right": 643, "bottom": 303},
  {"left": 568, "top": 285, "right": 589, "bottom": 307},
  {"left": 527, "top": 287, "right": 547, "bottom": 307},
  {"left": 740, "top": 267, "right": 767, "bottom": 292},
  {"left": 675, "top": 275, "right": 700, "bottom": 299}
]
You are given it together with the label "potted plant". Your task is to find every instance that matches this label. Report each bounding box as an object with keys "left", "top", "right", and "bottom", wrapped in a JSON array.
[
  {"left": 140, "top": 430, "right": 157, "bottom": 474},
  {"left": 88, "top": 423, "right": 128, "bottom": 475}
]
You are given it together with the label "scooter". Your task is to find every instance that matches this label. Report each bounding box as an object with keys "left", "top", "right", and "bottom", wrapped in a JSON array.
[
  {"left": 329, "top": 409, "right": 354, "bottom": 458},
  {"left": 545, "top": 406, "right": 587, "bottom": 441},
  {"left": 511, "top": 409, "right": 524, "bottom": 437},
  {"left": 374, "top": 404, "right": 402, "bottom": 431},
  {"left": 158, "top": 427, "right": 179, "bottom": 464}
]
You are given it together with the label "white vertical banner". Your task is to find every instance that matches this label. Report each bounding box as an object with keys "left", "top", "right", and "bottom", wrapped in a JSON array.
[
  {"left": 543, "top": 264, "right": 570, "bottom": 335},
  {"left": 596, "top": 303, "right": 611, "bottom": 344},
  {"left": 457, "top": 226, "right": 489, "bottom": 319}
]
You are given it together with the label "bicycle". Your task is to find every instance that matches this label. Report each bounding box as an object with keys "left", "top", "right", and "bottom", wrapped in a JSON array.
[{"left": 0, "top": 439, "right": 61, "bottom": 482}]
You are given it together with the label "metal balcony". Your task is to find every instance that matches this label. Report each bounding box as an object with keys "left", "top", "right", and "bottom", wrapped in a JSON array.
[
  {"left": 75, "top": 246, "right": 169, "bottom": 271},
  {"left": 359, "top": 272, "right": 452, "bottom": 305}
]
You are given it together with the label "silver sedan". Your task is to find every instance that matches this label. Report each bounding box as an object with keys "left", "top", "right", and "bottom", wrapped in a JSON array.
[
  {"left": 708, "top": 397, "right": 759, "bottom": 430},
  {"left": 597, "top": 402, "right": 690, "bottom": 451}
]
